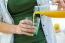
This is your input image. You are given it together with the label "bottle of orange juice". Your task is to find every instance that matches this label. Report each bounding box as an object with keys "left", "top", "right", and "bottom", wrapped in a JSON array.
[{"left": 33, "top": 1, "right": 65, "bottom": 18}]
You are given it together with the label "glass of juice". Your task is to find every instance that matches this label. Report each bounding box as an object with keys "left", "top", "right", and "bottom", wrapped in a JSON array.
[{"left": 25, "top": 14, "right": 40, "bottom": 36}]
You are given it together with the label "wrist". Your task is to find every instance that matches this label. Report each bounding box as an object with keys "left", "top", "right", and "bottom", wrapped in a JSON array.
[
  {"left": 14, "top": 25, "right": 22, "bottom": 34},
  {"left": 9, "top": 25, "right": 18, "bottom": 34}
]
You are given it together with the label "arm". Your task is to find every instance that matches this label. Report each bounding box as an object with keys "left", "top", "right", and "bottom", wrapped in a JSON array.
[
  {"left": 0, "top": 19, "right": 35, "bottom": 36},
  {"left": 0, "top": 22, "right": 16, "bottom": 34}
]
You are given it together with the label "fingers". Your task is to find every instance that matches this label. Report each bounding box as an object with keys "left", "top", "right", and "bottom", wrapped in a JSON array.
[
  {"left": 52, "top": 0, "right": 60, "bottom": 3},
  {"left": 19, "top": 24, "right": 35, "bottom": 29},
  {"left": 19, "top": 19, "right": 33, "bottom": 26},
  {"left": 21, "top": 28, "right": 34, "bottom": 33},
  {"left": 21, "top": 32, "right": 34, "bottom": 36},
  {"left": 59, "top": 0, "right": 65, "bottom": 10},
  {"left": 17, "top": 26, "right": 34, "bottom": 33},
  {"left": 16, "top": 28, "right": 34, "bottom": 36},
  {"left": 16, "top": 26, "right": 34, "bottom": 36},
  {"left": 19, "top": 24, "right": 35, "bottom": 33},
  {"left": 52, "top": 0, "right": 65, "bottom": 10},
  {"left": 17, "top": 19, "right": 35, "bottom": 36},
  {"left": 19, "top": 19, "right": 35, "bottom": 33},
  {"left": 59, "top": 0, "right": 65, "bottom": 7}
]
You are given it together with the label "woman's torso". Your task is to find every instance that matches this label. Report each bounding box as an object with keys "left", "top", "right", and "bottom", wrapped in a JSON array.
[{"left": 7, "top": 0, "right": 46, "bottom": 43}]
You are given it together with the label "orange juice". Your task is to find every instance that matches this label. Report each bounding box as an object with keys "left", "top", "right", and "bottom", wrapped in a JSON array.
[
  {"left": 33, "top": 11, "right": 65, "bottom": 33},
  {"left": 33, "top": 11, "right": 65, "bottom": 18}
]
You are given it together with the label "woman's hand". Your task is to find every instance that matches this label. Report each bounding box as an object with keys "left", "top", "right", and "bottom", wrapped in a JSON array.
[
  {"left": 52, "top": 0, "right": 65, "bottom": 10},
  {"left": 16, "top": 19, "right": 35, "bottom": 36},
  {"left": 0, "top": 19, "right": 35, "bottom": 36}
]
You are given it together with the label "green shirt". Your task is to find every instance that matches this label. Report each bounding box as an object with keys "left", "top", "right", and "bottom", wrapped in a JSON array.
[{"left": 7, "top": 0, "right": 46, "bottom": 43}]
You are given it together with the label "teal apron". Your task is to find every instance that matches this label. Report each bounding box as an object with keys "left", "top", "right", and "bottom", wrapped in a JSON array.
[{"left": 7, "top": 0, "right": 47, "bottom": 43}]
